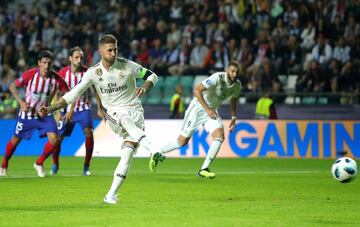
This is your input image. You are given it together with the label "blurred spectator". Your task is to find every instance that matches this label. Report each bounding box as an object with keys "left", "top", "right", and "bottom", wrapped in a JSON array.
[
  {"left": 343, "top": 15, "right": 360, "bottom": 41},
  {"left": 267, "top": 40, "right": 283, "bottom": 75},
  {"left": 296, "top": 60, "right": 329, "bottom": 93},
  {"left": 236, "top": 38, "right": 253, "bottom": 68},
  {"left": 162, "top": 39, "right": 180, "bottom": 75},
  {"left": 189, "top": 36, "right": 209, "bottom": 75},
  {"left": 54, "top": 36, "right": 70, "bottom": 69},
  {"left": 271, "top": 18, "right": 288, "bottom": 47},
  {"left": 311, "top": 34, "right": 332, "bottom": 67},
  {"left": 252, "top": 61, "right": 279, "bottom": 93},
  {"left": 333, "top": 36, "right": 351, "bottom": 64},
  {"left": 167, "top": 21, "right": 182, "bottom": 45},
  {"left": 205, "top": 36, "right": 229, "bottom": 74},
  {"left": 0, "top": 91, "right": 18, "bottom": 119},
  {"left": 330, "top": 15, "right": 345, "bottom": 44},
  {"left": 41, "top": 19, "right": 55, "bottom": 50},
  {"left": 149, "top": 38, "right": 166, "bottom": 75},
  {"left": 168, "top": 40, "right": 190, "bottom": 76},
  {"left": 300, "top": 20, "right": 315, "bottom": 51},
  {"left": 284, "top": 36, "right": 302, "bottom": 74}
]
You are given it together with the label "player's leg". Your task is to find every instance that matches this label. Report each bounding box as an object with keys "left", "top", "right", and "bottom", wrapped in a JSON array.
[
  {"left": 83, "top": 127, "right": 94, "bottom": 176},
  {"left": 149, "top": 135, "right": 190, "bottom": 172},
  {"left": 198, "top": 127, "right": 224, "bottom": 179},
  {"left": 150, "top": 103, "right": 202, "bottom": 172},
  {"left": 34, "top": 132, "right": 60, "bottom": 177},
  {"left": 119, "top": 116, "right": 159, "bottom": 153},
  {"left": 0, "top": 136, "right": 22, "bottom": 176},
  {"left": 50, "top": 136, "right": 64, "bottom": 174},
  {"left": 52, "top": 117, "right": 74, "bottom": 174},
  {"left": 34, "top": 116, "right": 60, "bottom": 177},
  {"left": 104, "top": 142, "right": 136, "bottom": 204}
]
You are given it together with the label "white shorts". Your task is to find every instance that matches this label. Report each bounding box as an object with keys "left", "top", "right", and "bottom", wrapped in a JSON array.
[
  {"left": 180, "top": 101, "right": 223, "bottom": 138},
  {"left": 106, "top": 105, "right": 145, "bottom": 142}
]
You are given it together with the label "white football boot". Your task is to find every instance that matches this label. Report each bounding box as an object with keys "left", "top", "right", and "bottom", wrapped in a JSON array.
[
  {"left": 33, "top": 163, "right": 46, "bottom": 177},
  {"left": 103, "top": 194, "right": 117, "bottom": 204},
  {"left": 0, "top": 167, "right": 7, "bottom": 176}
]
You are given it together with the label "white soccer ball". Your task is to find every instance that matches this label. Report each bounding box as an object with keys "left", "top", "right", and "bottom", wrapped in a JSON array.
[{"left": 331, "top": 157, "right": 358, "bottom": 183}]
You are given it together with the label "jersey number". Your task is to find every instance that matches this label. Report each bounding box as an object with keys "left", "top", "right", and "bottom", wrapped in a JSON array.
[{"left": 15, "top": 122, "right": 23, "bottom": 134}]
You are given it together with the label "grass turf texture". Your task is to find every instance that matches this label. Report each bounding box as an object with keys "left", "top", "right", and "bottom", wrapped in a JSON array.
[{"left": 0, "top": 157, "right": 359, "bottom": 226}]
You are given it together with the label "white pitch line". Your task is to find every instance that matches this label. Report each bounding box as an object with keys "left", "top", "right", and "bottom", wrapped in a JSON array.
[{"left": 0, "top": 170, "right": 322, "bottom": 179}]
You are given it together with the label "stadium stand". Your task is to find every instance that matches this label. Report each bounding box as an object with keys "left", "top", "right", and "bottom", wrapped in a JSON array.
[{"left": 0, "top": 0, "right": 359, "bottom": 111}]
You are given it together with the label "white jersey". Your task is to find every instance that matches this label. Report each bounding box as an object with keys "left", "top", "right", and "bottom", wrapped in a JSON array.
[
  {"left": 62, "top": 57, "right": 158, "bottom": 112},
  {"left": 192, "top": 72, "right": 242, "bottom": 109}
]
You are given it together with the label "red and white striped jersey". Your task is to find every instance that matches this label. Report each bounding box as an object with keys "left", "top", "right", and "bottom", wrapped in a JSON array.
[
  {"left": 58, "top": 65, "right": 91, "bottom": 113},
  {"left": 16, "top": 67, "right": 69, "bottom": 119}
]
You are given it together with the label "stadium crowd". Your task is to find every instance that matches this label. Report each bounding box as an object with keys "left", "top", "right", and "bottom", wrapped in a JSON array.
[{"left": 0, "top": 0, "right": 359, "bottom": 106}]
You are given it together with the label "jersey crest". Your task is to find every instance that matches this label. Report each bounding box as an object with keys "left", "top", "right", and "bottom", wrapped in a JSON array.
[{"left": 95, "top": 68, "right": 103, "bottom": 77}]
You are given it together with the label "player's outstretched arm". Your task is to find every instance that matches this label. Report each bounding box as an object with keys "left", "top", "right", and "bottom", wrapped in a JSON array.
[{"left": 38, "top": 98, "right": 67, "bottom": 117}]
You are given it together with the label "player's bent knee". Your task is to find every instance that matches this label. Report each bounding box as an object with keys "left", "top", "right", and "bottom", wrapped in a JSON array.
[{"left": 214, "top": 137, "right": 224, "bottom": 143}]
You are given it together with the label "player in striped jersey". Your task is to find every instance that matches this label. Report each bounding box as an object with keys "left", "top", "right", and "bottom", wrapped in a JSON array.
[
  {"left": 51, "top": 46, "right": 103, "bottom": 176},
  {"left": 0, "top": 50, "right": 69, "bottom": 177}
]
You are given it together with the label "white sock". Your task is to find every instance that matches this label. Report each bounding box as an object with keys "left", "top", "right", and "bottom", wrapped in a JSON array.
[
  {"left": 120, "top": 117, "right": 158, "bottom": 154},
  {"left": 200, "top": 139, "right": 223, "bottom": 170},
  {"left": 160, "top": 138, "right": 181, "bottom": 154},
  {"left": 106, "top": 146, "right": 134, "bottom": 196}
]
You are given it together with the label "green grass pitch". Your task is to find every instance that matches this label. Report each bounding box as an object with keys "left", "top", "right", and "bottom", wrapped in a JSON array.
[{"left": 0, "top": 157, "right": 359, "bottom": 226}]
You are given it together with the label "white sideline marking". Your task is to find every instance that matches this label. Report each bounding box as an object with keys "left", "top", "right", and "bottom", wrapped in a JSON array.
[{"left": 0, "top": 170, "right": 321, "bottom": 179}]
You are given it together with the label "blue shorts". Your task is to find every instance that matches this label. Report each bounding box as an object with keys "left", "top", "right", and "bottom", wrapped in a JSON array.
[
  {"left": 58, "top": 110, "right": 93, "bottom": 137},
  {"left": 14, "top": 115, "right": 58, "bottom": 140}
]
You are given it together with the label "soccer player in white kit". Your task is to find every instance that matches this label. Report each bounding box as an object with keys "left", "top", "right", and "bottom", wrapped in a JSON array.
[
  {"left": 38, "top": 34, "right": 164, "bottom": 204},
  {"left": 149, "top": 60, "right": 242, "bottom": 179}
]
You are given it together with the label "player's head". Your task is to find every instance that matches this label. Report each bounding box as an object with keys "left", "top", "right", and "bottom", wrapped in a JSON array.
[
  {"left": 226, "top": 60, "right": 241, "bottom": 84},
  {"left": 69, "top": 46, "right": 84, "bottom": 70},
  {"left": 37, "top": 50, "right": 54, "bottom": 76},
  {"left": 98, "top": 34, "right": 117, "bottom": 65}
]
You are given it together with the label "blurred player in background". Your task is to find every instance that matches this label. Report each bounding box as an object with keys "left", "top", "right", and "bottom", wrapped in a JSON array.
[
  {"left": 150, "top": 60, "right": 242, "bottom": 179},
  {"left": 52, "top": 46, "right": 104, "bottom": 176},
  {"left": 0, "top": 50, "right": 69, "bottom": 177},
  {"left": 255, "top": 89, "right": 277, "bottom": 120},
  {"left": 38, "top": 34, "right": 165, "bottom": 204},
  {"left": 169, "top": 84, "right": 185, "bottom": 119}
]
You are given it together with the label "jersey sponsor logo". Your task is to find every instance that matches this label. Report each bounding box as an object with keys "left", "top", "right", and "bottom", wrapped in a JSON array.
[
  {"left": 100, "top": 82, "right": 128, "bottom": 94},
  {"left": 205, "top": 80, "right": 212, "bottom": 86}
]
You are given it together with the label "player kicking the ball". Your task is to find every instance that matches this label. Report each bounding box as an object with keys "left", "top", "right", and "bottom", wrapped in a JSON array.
[
  {"left": 38, "top": 34, "right": 165, "bottom": 204},
  {"left": 149, "top": 60, "right": 242, "bottom": 179}
]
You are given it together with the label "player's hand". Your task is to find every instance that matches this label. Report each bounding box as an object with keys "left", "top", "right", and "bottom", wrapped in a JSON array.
[
  {"left": 20, "top": 101, "right": 30, "bottom": 112},
  {"left": 63, "top": 111, "right": 74, "bottom": 123},
  {"left": 97, "top": 108, "right": 106, "bottom": 123},
  {"left": 229, "top": 118, "right": 236, "bottom": 132},
  {"left": 135, "top": 87, "right": 147, "bottom": 98},
  {"left": 38, "top": 106, "right": 50, "bottom": 117},
  {"left": 206, "top": 108, "right": 218, "bottom": 119}
]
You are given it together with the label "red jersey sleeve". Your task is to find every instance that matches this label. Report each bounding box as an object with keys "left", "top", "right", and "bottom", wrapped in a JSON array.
[
  {"left": 52, "top": 70, "right": 70, "bottom": 93},
  {"left": 15, "top": 68, "right": 37, "bottom": 87},
  {"left": 58, "top": 67, "right": 68, "bottom": 79}
]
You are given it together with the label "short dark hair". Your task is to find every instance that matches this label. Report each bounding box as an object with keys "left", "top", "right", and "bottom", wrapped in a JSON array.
[
  {"left": 98, "top": 34, "right": 117, "bottom": 46},
  {"left": 37, "top": 50, "right": 54, "bottom": 62},
  {"left": 228, "top": 60, "right": 241, "bottom": 72},
  {"left": 70, "top": 46, "right": 83, "bottom": 56}
]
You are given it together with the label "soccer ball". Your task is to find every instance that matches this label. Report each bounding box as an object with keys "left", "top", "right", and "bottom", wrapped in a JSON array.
[{"left": 331, "top": 157, "right": 358, "bottom": 183}]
